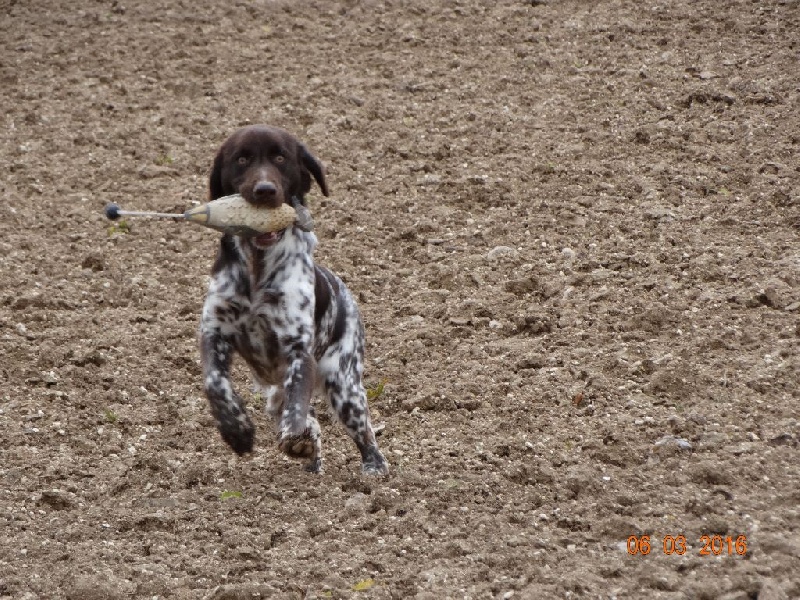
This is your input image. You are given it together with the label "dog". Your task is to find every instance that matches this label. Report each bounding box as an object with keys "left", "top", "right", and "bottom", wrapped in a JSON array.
[{"left": 198, "top": 124, "right": 388, "bottom": 475}]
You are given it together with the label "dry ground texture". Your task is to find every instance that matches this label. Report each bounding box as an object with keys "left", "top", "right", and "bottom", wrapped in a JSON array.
[{"left": 1, "top": 0, "right": 799, "bottom": 598}]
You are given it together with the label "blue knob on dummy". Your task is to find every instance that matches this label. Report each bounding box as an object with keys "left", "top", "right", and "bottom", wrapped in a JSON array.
[{"left": 105, "top": 203, "right": 122, "bottom": 220}]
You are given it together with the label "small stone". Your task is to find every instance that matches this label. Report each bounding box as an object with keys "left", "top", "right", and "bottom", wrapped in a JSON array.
[
  {"left": 517, "top": 354, "right": 545, "bottom": 370},
  {"left": 652, "top": 435, "right": 693, "bottom": 454},
  {"left": 688, "top": 413, "right": 708, "bottom": 425},
  {"left": 541, "top": 280, "right": 564, "bottom": 299},
  {"left": 767, "top": 433, "right": 794, "bottom": 447},
  {"left": 572, "top": 391, "right": 588, "bottom": 408},
  {"left": 763, "top": 280, "right": 794, "bottom": 310},
  {"left": 667, "top": 414, "right": 684, "bottom": 432},
  {"left": 82, "top": 252, "right": 105, "bottom": 271},
  {"left": 724, "top": 442, "right": 755, "bottom": 456},
  {"left": 718, "top": 592, "right": 750, "bottom": 600},
  {"left": 644, "top": 206, "right": 677, "bottom": 221},
  {"left": 344, "top": 492, "right": 370, "bottom": 514},
  {"left": 614, "top": 541, "right": 629, "bottom": 553},
  {"left": 758, "top": 162, "right": 782, "bottom": 175},
  {"left": 237, "top": 546, "right": 258, "bottom": 559},
  {"left": 561, "top": 247, "right": 576, "bottom": 260},
  {"left": 689, "top": 461, "right": 732, "bottom": 486},
  {"left": 504, "top": 276, "right": 539, "bottom": 295},
  {"left": 487, "top": 245, "right": 517, "bottom": 260},
  {"left": 38, "top": 490, "right": 75, "bottom": 510},
  {"left": 417, "top": 174, "right": 442, "bottom": 186},
  {"left": 448, "top": 316, "right": 471, "bottom": 326}
]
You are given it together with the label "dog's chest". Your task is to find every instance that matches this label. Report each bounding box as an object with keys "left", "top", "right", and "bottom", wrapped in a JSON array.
[
  {"left": 241, "top": 232, "right": 315, "bottom": 315},
  {"left": 231, "top": 231, "right": 317, "bottom": 376}
]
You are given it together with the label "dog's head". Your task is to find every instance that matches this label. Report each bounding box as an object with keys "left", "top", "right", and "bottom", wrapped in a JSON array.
[{"left": 209, "top": 125, "right": 329, "bottom": 208}]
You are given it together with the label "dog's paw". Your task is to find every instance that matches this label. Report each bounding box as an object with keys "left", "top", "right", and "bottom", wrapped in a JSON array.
[
  {"left": 218, "top": 417, "right": 255, "bottom": 455},
  {"left": 278, "top": 411, "right": 321, "bottom": 461},
  {"left": 362, "top": 461, "right": 389, "bottom": 476},
  {"left": 305, "top": 457, "right": 324, "bottom": 474},
  {"left": 278, "top": 431, "right": 317, "bottom": 460},
  {"left": 361, "top": 448, "right": 389, "bottom": 476}
]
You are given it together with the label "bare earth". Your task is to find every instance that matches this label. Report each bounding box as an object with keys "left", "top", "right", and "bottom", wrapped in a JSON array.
[{"left": 1, "top": 0, "right": 798, "bottom": 598}]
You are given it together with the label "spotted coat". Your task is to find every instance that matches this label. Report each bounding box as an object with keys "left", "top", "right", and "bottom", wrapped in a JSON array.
[{"left": 199, "top": 125, "right": 387, "bottom": 475}]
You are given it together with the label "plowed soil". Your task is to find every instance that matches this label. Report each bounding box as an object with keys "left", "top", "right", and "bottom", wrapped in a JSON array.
[{"left": 1, "top": 0, "right": 798, "bottom": 598}]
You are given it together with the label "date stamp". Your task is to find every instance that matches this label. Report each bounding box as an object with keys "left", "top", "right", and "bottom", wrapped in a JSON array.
[{"left": 627, "top": 534, "right": 748, "bottom": 556}]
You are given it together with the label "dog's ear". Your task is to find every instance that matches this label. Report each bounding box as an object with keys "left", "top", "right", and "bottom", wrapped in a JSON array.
[
  {"left": 209, "top": 149, "right": 225, "bottom": 200},
  {"left": 299, "top": 144, "right": 329, "bottom": 197}
]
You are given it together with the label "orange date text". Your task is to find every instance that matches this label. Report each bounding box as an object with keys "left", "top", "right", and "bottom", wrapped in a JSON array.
[{"left": 626, "top": 534, "right": 747, "bottom": 556}]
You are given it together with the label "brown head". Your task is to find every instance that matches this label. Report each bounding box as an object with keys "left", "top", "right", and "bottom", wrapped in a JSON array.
[{"left": 209, "top": 125, "right": 329, "bottom": 208}]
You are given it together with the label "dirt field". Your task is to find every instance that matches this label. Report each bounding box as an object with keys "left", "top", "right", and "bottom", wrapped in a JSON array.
[{"left": 1, "top": 0, "right": 798, "bottom": 598}]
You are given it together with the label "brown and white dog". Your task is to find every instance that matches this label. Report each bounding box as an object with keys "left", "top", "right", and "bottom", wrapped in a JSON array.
[{"left": 199, "top": 125, "right": 388, "bottom": 475}]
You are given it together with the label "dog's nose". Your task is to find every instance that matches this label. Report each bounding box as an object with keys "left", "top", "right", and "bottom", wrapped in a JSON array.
[{"left": 253, "top": 181, "right": 278, "bottom": 202}]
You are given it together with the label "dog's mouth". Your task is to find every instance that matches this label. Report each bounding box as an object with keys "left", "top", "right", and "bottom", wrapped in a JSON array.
[{"left": 252, "top": 229, "right": 285, "bottom": 249}]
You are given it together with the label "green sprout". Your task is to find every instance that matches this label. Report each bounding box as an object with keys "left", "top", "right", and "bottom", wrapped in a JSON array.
[
  {"left": 107, "top": 220, "right": 131, "bottom": 236},
  {"left": 366, "top": 379, "right": 387, "bottom": 402},
  {"left": 352, "top": 578, "right": 375, "bottom": 592}
]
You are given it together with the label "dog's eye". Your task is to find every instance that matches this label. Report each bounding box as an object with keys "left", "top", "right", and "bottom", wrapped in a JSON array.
[
  {"left": 275, "top": 155, "right": 285, "bottom": 164},
  {"left": 237, "top": 156, "right": 249, "bottom": 166}
]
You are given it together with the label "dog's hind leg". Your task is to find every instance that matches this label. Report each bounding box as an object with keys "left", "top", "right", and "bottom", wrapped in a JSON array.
[
  {"left": 255, "top": 383, "right": 284, "bottom": 421},
  {"left": 275, "top": 350, "right": 323, "bottom": 471},
  {"left": 256, "top": 381, "right": 323, "bottom": 473},
  {"left": 319, "top": 345, "right": 388, "bottom": 476},
  {"left": 287, "top": 405, "right": 322, "bottom": 474},
  {"left": 325, "top": 375, "right": 387, "bottom": 475},
  {"left": 256, "top": 250, "right": 322, "bottom": 469}
]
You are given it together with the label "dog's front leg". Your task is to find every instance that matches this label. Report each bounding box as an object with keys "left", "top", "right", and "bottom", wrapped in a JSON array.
[
  {"left": 199, "top": 255, "right": 255, "bottom": 456},
  {"left": 200, "top": 327, "right": 255, "bottom": 455}
]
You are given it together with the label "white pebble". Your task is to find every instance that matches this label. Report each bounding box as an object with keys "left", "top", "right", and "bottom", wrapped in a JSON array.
[
  {"left": 487, "top": 245, "right": 516, "bottom": 260},
  {"left": 653, "top": 435, "right": 693, "bottom": 452}
]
